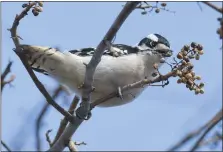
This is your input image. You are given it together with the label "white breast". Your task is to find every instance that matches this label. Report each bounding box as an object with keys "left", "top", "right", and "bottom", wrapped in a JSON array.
[{"left": 51, "top": 53, "right": 162, "bottom": 107}]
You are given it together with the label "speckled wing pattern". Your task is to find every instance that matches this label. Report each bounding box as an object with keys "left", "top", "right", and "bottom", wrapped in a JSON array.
[
  {"left": 31, "top": 44, "right": 140, "bottom": 75},
  {"left": 69, "top": 44, "right": 140, "bottom": 57}
]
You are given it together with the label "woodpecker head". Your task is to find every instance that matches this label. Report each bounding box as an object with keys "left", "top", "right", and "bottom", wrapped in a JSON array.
[{"left": 137, "top": 33, "right": 173, "bottom": 58}]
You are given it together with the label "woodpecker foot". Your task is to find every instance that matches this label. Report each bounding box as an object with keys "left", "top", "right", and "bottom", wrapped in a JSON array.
[{"left": 78, "top": 83, "right": 84, "bottom": 89}]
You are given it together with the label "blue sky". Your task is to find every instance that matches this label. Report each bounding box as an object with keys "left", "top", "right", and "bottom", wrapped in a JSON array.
[{"left": 1, "top": 2, "right": 222, "bottom": 151}]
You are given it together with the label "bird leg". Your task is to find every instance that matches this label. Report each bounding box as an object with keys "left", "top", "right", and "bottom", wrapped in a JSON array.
[{"left": 78, "top": 83, "right": 95, "bottom": 93}]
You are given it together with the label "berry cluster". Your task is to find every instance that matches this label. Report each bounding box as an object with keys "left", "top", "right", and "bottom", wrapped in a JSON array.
[
  {"left": 22, "top": 2, "right": 43, "bottom": 16},
  {"left": 139, "top": 2, "right": 174, "bottom": 15},
  {"left": 173, "top": 42, "right": 205, "bottom": 95}
]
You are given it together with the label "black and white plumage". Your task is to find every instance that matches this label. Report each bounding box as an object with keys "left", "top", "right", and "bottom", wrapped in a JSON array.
[{"left": 19, "top": 33, "right": 172, "bottom": 107}]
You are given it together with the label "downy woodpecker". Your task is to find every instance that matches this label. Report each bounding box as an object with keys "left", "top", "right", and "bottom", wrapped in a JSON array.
[{"left": 19, "top": 33, "right": 172, "bottom": 107}]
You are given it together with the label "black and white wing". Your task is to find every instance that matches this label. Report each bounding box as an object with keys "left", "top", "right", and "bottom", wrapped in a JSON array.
[{"left": 69, "top": 44, "right": 140, "bottom": 57}]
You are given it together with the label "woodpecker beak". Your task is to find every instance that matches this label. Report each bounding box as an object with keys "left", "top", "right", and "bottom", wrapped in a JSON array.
[{"left": 157, "top": 49, "right": 173, "bottom": 57}]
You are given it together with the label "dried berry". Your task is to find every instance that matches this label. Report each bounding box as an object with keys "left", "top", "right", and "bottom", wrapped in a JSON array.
[
  {"left": 155, "top": 8, "right": 160, "bottom": 13},
  {"left": 187, "top": 79, "right": 194, "bottom": 86},
  {"left": 38, "top": 2, "right": 43, "bottom": 7},
  {"left": 185, "top": 73, "right": 193, "bottom": 79},
  {"left": 200, "top": 88, "right": 204, "bottom": 94},
  {"left": 141, "top": 11, "right": 147, "bottom": 15},
  {"left": 199, "top": 82, "right": 204, "bottom": 88},
  {"left": 191, "top": 42, "right": 197, "bottom": 48},
  {"left": 32, "top": 9, "right": 39, "bottom": 16},
  {"left": 183, "top": 56, "right": 190, "bottom": 62},
  {"left": 177, "top": 53, "right": 183, "bottom": 59},
  {"left": 188, "top": 55, "right": 195, "bottom": 59},
  {"left": 191, "top": 71, "right": 195, "bottom": 77},
  {"left": 182, "top": 60, "right": 187, "bottom": 66},
  {"left": 195, "top": 75, "right": 201, "bottom": 80},
  {"left": 183, "top": 51, "right": 187, "bottom": 56},
  {"left": 189, "top": 86, "right": 194, "bottom": 91},
  {"left": 198, "top": 50, "right": 204, "bottom": 55},
  {"left": 184, "top": 45, "right": 190, "bottom": 51},
  {"left": 176, "top": 70, "right": 182, "bottom": 77},
  {"left": 181, "top": 77, "right": 187, "bottom": 83},
  {"left": 161, "top": 3, "right": 167, "bottom": 7},
  {"left": 22, "top": 3, "right": 28, "bottom": 8},
  {"left": 177, "top": 79, "right": 182, "bottom": 84},
  {"left": 197, "top": 44, "right": 203, "bottom": 51},
  {"left": 195, "top": 54, "right": 200, "bottom": 60},
  {"left": 35, "top": 6, "right": 43, "bottom": 12},
  {"left": 195, "top": 88, "right": 200, "bottom": 94}
]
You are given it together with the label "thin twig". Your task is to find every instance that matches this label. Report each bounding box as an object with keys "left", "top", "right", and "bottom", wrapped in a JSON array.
[
  {"left": 168, "top": 109, "right": 222, "bottom": 151},
  {"left": 91, "top": 70, "right": 174, "bottom": 108},
  {"left": 74, "top": 141, "right": 87, "bottom": 146},
  {"left": 1, "top": 61, "right": 13, "bottom": 82},
  {"left": 36, "top": 86, "right": 64, "bottom": 151},
  {"left": 48, "top": 2, "right": 140, "bottom": 151},
  {"left": 51, "top": 96, "right": 80, "bottom": 146},
  {"left": 202, "top": 2, "right": 223, "bottom": 14},
  {"left": 46, "top": 129, "right": 53, "bottom": 147},
  {"left": 190, "top": 110, "right": 222, "bottom": 151},
  {"left": 198, "top": 132, "right": 222, "bottom": 147},
  {"left": 9, "top": 2, "right": 74, "bottom": 122},
  {"left": 1, "top": 140, "right": 12, "bottom": 152},
  {"left": 1, "top": 61, "right": 14, "bottom": 91}
]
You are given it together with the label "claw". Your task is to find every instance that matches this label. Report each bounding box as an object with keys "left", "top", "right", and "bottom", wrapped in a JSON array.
[
  {"left": 91, "top": 86, "right": 95, "bottom": 92},
  {"left": 78, "top": 83, "right": 84, "bottom": 89},
  {"left": 85, "top": 112, "right": 92, "bottom": 120},
  {"left": 118, "top": 87, "right": 123, "bottom": 100}
]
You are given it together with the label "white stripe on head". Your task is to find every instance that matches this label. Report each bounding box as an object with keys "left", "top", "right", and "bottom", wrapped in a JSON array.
[{"left": 147, "top": 34, "right": 158, "bottom": 42}]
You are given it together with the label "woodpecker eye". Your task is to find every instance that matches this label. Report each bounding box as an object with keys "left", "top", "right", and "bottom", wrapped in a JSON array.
[{"left": 149, "top": 41, "right": 157, "bottom": 48}]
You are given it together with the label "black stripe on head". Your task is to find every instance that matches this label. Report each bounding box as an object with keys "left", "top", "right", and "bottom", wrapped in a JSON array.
[{"left": 154, "top": 34, "right": 170, "bottom": 48}]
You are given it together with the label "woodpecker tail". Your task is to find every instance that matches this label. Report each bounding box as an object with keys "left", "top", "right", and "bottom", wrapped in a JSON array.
[{"left": 19, "top": 44, "right": 66, "bottom": 76}]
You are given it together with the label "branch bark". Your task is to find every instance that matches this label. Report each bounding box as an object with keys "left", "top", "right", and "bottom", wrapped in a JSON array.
[
  {"left": 168, "top": 108, "right": 222, "bottom": 151},
  {"left": 9, "top": 2, "right": 74, "bottom": 123},
  {"left": 48, "top": 2, "right": 140, "bottom": 151},
  {"left": 190, "top": 109, "right": 222, "bottom": 151},
  {"left": 1, "top": 61, "right": 14, "bottom": 91},
  {"left": 1, "top": 140, "right": 12, "bottom": 152},
  {"left": 202, "top": 2, "right": 223, "bottom": 14},
  {"left": 51, "top": 96, "right": 80, "bottom": 146},
  {"left": 36, "top": 86, "right": 64, "bottom": 151},
  {"left": 91, "top": 70, "right": 174, "bottom": 108}
]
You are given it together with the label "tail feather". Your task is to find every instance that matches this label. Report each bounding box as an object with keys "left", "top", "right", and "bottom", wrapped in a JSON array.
[{"left": 20, "top": 44, "right": 65, "bottom": 76}]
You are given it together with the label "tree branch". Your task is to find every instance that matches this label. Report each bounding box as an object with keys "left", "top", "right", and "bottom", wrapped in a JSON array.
[
  {"left": 46, "top": 129, "right": 53, "bottom": 147},
  {"left": 1, "top": 140, "right": 12, "bottom": 152},
  {"left": 202, "top": 2, "right": 223, "bottom": 14},
  {"left": 77, "top": 1, "right": 140, "bottom": 119},
  {"left": 48, "top": 2, "right": 140, "bottom": 151},
  {"left": 168, "top": 109, "right": 222, "bottom": 151},
  {"left": 1, "top": 61, "right": 15, "bottom": 91},
  {"left": 68, "top": 140, "right": 78, "bottom": 152},
  {"left": 36, "top": 85, "right": 64, "bottom": 151},
  {"left": 190, "top": 109, "right": 222, "bottom": 151},
  {"left": 9, "top": 2, "right": 74, "bottom": 123},
  {"left": 91, "top": 69, "right": 176, "bottom": 108},
  {"left": 51, "top": 96, "right": 80, "bottom": 146}
]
